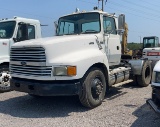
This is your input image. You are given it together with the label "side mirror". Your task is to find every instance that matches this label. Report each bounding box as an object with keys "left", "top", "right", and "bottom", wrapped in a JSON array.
[
  {"left": 54, "top": 21, "right": 58, "bottom": 35},
  {"left": 13, "top": 38, "right": 18, "bottom": 42},
  {"left": 17, "top": 23, "right": 28, "bottom": 41},
  {"left": 118, "top": 14, "right": 125, "bottom": 29}
]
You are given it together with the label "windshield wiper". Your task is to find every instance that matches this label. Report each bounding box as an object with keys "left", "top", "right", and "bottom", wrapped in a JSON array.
[
  {"left": 64, "top": 33, "right": 78, "bottom": 35},
  {"left": 81, "top": 30, "right": 99, "bottom": 34}
]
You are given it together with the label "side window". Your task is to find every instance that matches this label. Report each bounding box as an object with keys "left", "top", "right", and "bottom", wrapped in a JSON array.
[
  {"left": 28, "top": 25, "right": 35, "bottom": 39},
  {"left": 155, "top": 38, "right": 159, "bottom": 47},
  {"left": 103, "top": 16, "right": 117, "bottom": 35},
  {"left": 0, "top": 30, "right": 6, "bottom": 38},
  {"left": 59, "top": 22, "right": 74, "bottom": 35}
]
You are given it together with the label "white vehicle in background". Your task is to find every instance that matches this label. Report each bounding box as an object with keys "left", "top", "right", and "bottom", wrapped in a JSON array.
[
  {"left": 147, "top": 60, "right": 160, "bottom": 115},
  {"left": 0, "top": 17, "right": 42, "bottom": 92},
  {"left": 143, "top": 36, "right": 159, "bottom": 69}
]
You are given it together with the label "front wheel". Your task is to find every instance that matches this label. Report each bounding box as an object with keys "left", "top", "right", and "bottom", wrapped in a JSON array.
[
  {"left": 79, "top": 68, "right": 106, "bottom": 108},
  {"left": 0, "top": 65, "right": 11, "bottom": 92}
]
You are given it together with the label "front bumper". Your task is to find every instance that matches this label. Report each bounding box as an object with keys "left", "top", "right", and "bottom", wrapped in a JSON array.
[
  {"left": 146, "top": 99, "right": 160, "bottom": 115},
  {"left": 10, "top": 77, "right": 81, "bottom": 96}
]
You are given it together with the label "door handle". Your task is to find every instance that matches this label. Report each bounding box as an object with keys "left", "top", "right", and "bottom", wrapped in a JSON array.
[{"left": 117, "top": 46, "right": 119, "bottom": 50}]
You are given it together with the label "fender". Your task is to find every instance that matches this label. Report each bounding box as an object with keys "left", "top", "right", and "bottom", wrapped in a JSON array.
[
  {"left": 49, "top": 48, "right": 109, "bottom": 80},
  {"left": 129, "top": 59, "right": 144, "bottom": 75}
]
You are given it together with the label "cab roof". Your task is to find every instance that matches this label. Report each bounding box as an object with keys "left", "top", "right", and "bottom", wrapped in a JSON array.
[
  {"left": 60, "top": 10, "right": 117, "bottom": 19},
  {"left": 0, "top": 16, "right": 40, "bottom": 24}
]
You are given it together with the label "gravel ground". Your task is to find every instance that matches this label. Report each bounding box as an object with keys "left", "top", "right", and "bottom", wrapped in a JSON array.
[{"left": 0, "top": 82, "right": 160, "bottom": 127}]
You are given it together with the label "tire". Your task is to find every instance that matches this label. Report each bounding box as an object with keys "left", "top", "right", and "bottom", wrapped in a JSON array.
[
  {"left": 0, "top": 65, "right": 11, "bottom": 92},
  {"left": 136, "top": 61, "right": 151, "bottom": 87},
  {"left": 79, "top": 68, "right": 106, "bottom": 108}
]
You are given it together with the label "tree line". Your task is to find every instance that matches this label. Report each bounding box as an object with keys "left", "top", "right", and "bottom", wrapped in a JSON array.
[{"left": 127, "top": 42, "right": 143, "bottom": 50}]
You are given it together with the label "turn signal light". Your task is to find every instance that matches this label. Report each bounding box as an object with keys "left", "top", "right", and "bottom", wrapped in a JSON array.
[{"left": 67, "top": 66, "right": 77, "bottom": 76}]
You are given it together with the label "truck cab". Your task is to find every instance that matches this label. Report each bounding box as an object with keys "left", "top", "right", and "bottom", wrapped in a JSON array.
[
  {"left": 0, "top": 17, "right": 41, "bottom": 92},
  {"left": 143, "top": 36, "right": 160, "bottom": 60},
  {"left": 56, "top": 11, "right": 122, "bottom": 66}
]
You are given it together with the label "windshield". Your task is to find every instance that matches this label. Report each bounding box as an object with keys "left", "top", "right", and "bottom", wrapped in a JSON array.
[
  {"left": 57, "top": 13, "right": 100, "bottom": 35},
  {"left": 0, "top": 21, "right": 16, "bottom": 39},
  {"left": 143, "top": 38, "right": 159, "bottom": 48}
]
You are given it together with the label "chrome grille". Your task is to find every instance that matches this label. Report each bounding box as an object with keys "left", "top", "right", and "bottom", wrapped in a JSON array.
[
  {"left": 10, "top": 65, "right": 52, "bottom": 76},
  {"left": 10, "top": 47, "right": 52, "bottom": 77},
  {"left": 10, "top": 47, "right": 46, "bottom": 62}
]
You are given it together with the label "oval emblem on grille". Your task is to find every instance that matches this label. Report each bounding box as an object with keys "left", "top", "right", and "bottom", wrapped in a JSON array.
[{"left": 21, "top": 61, "right": 27, "bottom": 66}]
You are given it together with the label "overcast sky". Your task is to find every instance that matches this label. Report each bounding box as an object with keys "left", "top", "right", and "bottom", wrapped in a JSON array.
[{"left": 0, "top": 0, "right": 160, "bottom": 43}]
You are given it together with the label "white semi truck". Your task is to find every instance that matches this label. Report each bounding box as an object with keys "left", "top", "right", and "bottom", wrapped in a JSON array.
[
  {"left": 10, "top": 10, "right": 152, "bottom": 108},
  {"left": 0, "top": 17, "right": 41, "bottom": 92}
]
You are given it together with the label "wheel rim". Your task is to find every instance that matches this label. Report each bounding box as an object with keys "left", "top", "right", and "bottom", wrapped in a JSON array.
[
  {"left": 0, "top": 71, "right": 11, "bottom": 88},
  {"left": 91, "top": 77, "right": 103, "bottom": 99}
]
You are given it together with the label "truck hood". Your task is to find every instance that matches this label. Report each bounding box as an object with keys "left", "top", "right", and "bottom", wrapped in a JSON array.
[
  {"left": 12, "top": 34, "right": 98, "bottom": 47},
  {"left": 12, "top": 34, "right": 103, "bottom": 64}
]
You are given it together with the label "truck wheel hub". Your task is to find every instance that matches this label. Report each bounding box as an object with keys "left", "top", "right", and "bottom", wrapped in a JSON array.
[
  {"left": 0, "top": 72, "right": 10, "bottom": 87},
  {"left": 91, "top": 78, "right": 103, "bottom": 99}
]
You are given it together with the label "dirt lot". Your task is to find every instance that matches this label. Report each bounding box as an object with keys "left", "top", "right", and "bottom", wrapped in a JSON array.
[{"left": 0, "top": 83, "right": 160, "bottom": 127}]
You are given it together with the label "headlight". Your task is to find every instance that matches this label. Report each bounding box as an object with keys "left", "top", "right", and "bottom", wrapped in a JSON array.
[
  {"left": 155, "top": 72, "right": 160, "bottom": 83},
  {"left": 53, "top": 66, "right": 76, "bottom": 76}
]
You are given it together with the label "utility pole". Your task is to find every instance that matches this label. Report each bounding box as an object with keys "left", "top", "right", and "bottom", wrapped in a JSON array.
[
  {"left": 95, "top": 0, "right": 107, "bottom": 11},
  {"left": 102, "top": 0, "right": 104, "bottom": 11},
  {"left": 139, "top": 36, "right": 141, "bottom": 44},
  {"left": 98, "top": 0, "right": 107, "bottom": 11},
  {"left": 98, "top": 0, "right": 104, "bottom": 11}
]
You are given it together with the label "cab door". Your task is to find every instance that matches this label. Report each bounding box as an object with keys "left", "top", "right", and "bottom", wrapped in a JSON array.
[{"left": 103, "top": 16, "right": 121, "bottom": 66}]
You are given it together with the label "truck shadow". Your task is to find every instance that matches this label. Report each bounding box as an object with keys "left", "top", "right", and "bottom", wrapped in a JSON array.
[
  {"left": 105, "top": 81, "right": 140, "bottom": 100},
  {"left": 0, "top": 86, "right": 129, "bottom": 119},
  {"left": 105, "top": 87, "right": 127, "bottom": 100},
  {"left": 0, "top": 82, "right": 144, "bottom": 119},
  {"left": 0, "top": 94, "right": 88, "bottom": 118},
  {"left": 130, "top": 103, "right": 160, "bottom": 127},
  {"left": 120, "top": 81, "right": 144, "bottom": 89}
]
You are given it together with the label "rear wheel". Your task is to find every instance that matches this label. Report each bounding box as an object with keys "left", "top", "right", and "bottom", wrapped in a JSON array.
[
  {"left": 0, "top": 65, "right": 11, "bottom": 92},
  {"left": 136, "top": 61, "right": 151, "bottom": 87},
  {"left": 79, "top": 68, "right": 106, "bottom": 108}
]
